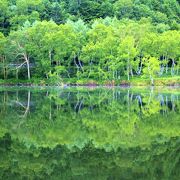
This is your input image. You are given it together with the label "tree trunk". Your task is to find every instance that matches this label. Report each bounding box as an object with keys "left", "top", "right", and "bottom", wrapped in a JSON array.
[
  {"left": 78, "top": 58, "right": 84, "bottom": 72},
  {"left": 4, "top": 67, "right": 6, "bottom": 80},
  {"left": 115, "top": 70, "right": 118, "bottom": 80},
  {"left": 3, "top": 56, "right": 7, "bottom": 79},
  {"left": 137, "top": 59, "right": 143, "bottom": 75},
  {"left": 23, "top": 53, "right": 30, "bottom": 80},
  {"left": 24, "top": 91, "right": 31, "bottom": 117},
  {"left": 127, "top": 52, "right": 130, "bottom": 81},
  {"left": 171, "top": 58, "right": 175, "bottom": 76},
  {"left": 130, "top": 67, "right": 133, "bottom": 77},
  {"left": 113, "top": 70, "right": 115, "bottom": 79},
  {"left": 127, "top": 67, "right": 129, "bottom": 81},
  {"left": 27, "top": 59, "right": 30, "bottom": 80},
  {"left": 160, "top": 65, "right": 164, "bottom": 76},
  {"left": 150, "top": 75, "right": 154, "bottom": 86},
  {"left": 5, "top": 67, "right": 8, "bottom": 79}
]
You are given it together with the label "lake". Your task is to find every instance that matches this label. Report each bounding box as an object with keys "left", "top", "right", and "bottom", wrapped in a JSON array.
[{"left": 0, "top": 87, "right": 179, "bottom": 179}]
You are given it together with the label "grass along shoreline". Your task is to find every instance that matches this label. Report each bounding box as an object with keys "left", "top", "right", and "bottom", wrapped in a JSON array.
[{"left": 0, "top": 76, "right": 179, "bottom": 87}]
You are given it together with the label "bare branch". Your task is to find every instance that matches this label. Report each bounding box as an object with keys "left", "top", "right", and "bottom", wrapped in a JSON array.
[{"left": 16, "top": 61, "right": 26, "bottom": 69}]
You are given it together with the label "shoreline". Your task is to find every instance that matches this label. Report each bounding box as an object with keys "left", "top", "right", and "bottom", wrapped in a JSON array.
[
  {"left": 0, "top": 83, "right": 179, "bottom": 88},
  {"left": 0, "top": 78, "right": 179, "bottom": 87},
  {"left": 0, "top": 84, "right": 179, "bottom": 95}
]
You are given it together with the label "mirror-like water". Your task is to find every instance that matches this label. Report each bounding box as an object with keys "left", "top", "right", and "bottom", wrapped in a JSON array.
[{"left": 0, "top": 87, "right": 179, "bottom": 179}]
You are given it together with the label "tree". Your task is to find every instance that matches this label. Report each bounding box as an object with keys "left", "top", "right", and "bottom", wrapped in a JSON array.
[
  {"left": 114, "top": 0, "right": 134, "bottom": 19},
  {"left": 117, "top": 36, "right": 138, "bottom": 81},
  {"left": 143, "top": 57, "right": 160, "bottom": 85},
  {"left": 27, "top": 20, "right": 59, "bottom": 78},
  {"left": 158, "top": 31, "right": 180, "bottom": 76},
  {"left": 0, "top": 0, "right": 9, "bottom": 34},
  {"left": 7, "top": 28, "right": 32, "bottom": 80},
  {"left": 42, "top": 1, "right": 69, "bottom": 24}
]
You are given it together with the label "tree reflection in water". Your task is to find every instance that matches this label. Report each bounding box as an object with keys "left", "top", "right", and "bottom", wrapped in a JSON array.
[{"left": 0, "top": 87, "right": 179, "bottom": 179}]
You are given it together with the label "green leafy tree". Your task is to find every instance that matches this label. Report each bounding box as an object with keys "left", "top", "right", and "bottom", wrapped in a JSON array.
[
  {"left": 27, "top": 20, "right": 59, "bottom": 78},
  {"left": 117, "top": 36, "right": 138, "bottom": 80},
  {"left": 143, "top": 57, "right": 160, "bottom": 85},
  {"left": 7, "top": 28, "right": 33, "bottom": 80},
  {"left": 114, "top": 0, "right": 134, "bottom": 19}
]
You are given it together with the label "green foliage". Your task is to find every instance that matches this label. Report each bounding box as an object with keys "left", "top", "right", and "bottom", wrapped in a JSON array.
[
  {"left": 0, "top": 1, "right": 179, "bottom": 84},
  {"left": 0, "top": 88, "right": 179, "bottom": 179},
  {"left": 143, "top": 57, "right": 160, "bottom": 85}
]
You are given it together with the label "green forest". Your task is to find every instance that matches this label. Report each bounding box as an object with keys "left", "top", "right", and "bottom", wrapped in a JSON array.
[{"left": 0, "top": 0, "right": 180, "bottom": 85}]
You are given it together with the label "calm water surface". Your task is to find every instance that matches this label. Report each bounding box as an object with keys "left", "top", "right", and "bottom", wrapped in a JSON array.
[{"left": 0, "top": 87, "right": 179, "bottom": 180}]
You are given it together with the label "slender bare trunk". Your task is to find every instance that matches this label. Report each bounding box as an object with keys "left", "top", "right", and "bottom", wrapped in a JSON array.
[
  {"left": 78, "top": 58, "right": 84, "bottom": 72},
  {"left": 115, "top": 70, "right": 118, "bottom": 80},
  {"left": 137, "top": 59, "right": 142, "bottom": 75},
  {"left": 24, "top": 91, "right": 31, "bottom": 117},
  {"left": 150, "top": 75, "right": 154, "bottom": 86},
  {"left": 27, "top": 59, "right": 30, "bottom": 80},
  {"left": 127, "top": 52, "right": 130, "bottom": 81},
  {"left": 171, "top": 58, "right": 175, "bottom": 76},
  {"left": 113, "top": 70, "right": 115, "bottom": 79},
  {"left": 23, "top": 53, "right": 30, "bottom": 80},
  {"left": 130, "top": 67, "right": 133, "bottom": 77},
  {"left": 2, "top": 56, "right": 7, "bottom": 79}
]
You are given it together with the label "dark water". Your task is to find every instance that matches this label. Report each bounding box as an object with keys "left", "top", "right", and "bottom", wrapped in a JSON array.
[{"left": 0, "top": 87, "right": 179, "bottom": 180}]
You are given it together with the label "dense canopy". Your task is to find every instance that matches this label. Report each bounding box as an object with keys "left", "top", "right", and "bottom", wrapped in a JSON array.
[{"left": 0, "top": 0, "right": 179, "bottom": 84}]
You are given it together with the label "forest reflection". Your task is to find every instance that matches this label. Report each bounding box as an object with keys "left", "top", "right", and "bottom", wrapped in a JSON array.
[
  {"left": 0, "top": 88, "right": 179, "bottom": 112},
  {"left": 0, "top": 87, "right": 179, "bottom": 116},
  {"left": 0, "top": 87, "right": 179, "bottom": 179}
]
